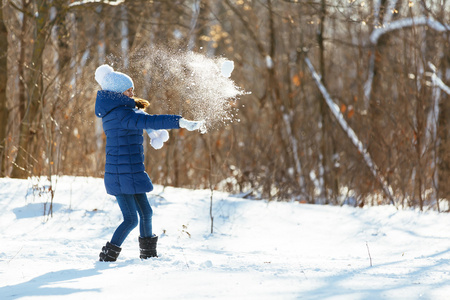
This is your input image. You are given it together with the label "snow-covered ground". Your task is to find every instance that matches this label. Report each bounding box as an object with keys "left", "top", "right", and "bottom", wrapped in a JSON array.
[{"left": 1, "top": 176, "right": 449, "bottom": 299}]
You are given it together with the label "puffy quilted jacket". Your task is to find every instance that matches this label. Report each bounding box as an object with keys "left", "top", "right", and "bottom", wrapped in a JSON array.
[{"left": 95, "top": 90, "right": 181, "bottom": 195}]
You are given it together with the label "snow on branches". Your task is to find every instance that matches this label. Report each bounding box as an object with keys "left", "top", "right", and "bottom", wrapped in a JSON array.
[
  {"left": 370, "top": 17, "right": 450, "bottom": 45},
  {"left": 69, "top": 0, "right": 125, "bottom": 7}
]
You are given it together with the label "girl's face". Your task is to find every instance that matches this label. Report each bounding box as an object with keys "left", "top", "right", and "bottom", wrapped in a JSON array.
[{"left": 123, "top": 87, "right": 134, "bottom": 98}]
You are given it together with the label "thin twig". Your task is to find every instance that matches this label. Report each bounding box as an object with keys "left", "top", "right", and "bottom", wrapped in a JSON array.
[
  {"left": 208, "top": 135, "right": 214, "bottom": 234},
  {"left": 366, "top": 242, "right": 373, "bottom": 267},
  {"left": 7, "top": 247, "right": 23, "bottom": 264}
]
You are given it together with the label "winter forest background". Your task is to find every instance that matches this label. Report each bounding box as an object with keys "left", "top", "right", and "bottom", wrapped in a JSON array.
[{"left": 0, "top": 0, "right": 449, "bottom": 210}]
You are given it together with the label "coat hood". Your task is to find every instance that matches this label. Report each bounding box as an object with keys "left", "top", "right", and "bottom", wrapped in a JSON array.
[{"left": 95, "top": 90, "right": 135, "bottom": 118}]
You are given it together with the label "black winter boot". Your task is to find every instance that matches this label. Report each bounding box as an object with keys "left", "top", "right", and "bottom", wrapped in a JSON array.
[
  {"left": 139, "top": 235, "right": 158, "bottom": 259},
  {"left": 99, "top": 242, "right": 121, "bottom": 262}
]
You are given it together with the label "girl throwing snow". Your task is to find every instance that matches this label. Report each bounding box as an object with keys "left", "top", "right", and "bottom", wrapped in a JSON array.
[{"left": 94, "top": 64, "right": 203, "bottom": 262}]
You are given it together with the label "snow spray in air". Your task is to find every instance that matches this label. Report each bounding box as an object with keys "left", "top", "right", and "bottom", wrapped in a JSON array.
[{"left": 106, "top": 47, "right": 247, "bottom": 133}]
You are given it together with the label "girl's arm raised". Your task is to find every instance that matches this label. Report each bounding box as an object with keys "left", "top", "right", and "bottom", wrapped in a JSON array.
[{"left": 117, "top": 108, "right": 181, "bottom": 130}]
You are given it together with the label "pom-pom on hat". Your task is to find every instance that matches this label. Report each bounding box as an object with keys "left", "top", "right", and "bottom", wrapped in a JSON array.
[{"left": 95, "top": 64, "right": 134, "bottom": 93}]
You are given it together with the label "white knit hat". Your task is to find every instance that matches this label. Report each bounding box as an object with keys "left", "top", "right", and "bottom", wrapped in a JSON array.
[{"left": 95, "top": 64, "right": 134, "bottom": 93}]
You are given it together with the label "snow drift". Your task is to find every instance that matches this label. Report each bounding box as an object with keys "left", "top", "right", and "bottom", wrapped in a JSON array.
[{"left": 1, "top": 176, "right": 450, "bottom": 299}]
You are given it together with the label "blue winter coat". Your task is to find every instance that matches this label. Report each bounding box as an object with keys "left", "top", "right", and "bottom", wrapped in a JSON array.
[{"left": 95, "top": 90, "right": 181, "bottom": 195}]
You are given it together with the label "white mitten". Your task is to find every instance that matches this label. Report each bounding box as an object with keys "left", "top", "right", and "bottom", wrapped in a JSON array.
[
  {"left": 147, "top": 129, "right": 169, "bottom": 150},
  {"left": 179, "top": 118, "right": 205, "bottom": 132}
]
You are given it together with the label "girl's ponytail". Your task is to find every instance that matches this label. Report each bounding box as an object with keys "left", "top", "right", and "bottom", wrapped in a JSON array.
[{"left": 134, "top": 98, "right": 150, "bottom": 110}]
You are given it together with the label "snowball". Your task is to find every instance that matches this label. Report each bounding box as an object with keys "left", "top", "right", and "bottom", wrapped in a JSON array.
[
  {"left": 95, "top": 64, "right": 114, "bottom": 86},
  {"left": 221, "top": 60, "right": 234, "bottom": 78}
]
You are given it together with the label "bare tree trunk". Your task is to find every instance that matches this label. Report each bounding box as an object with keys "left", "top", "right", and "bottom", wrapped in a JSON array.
[
  {"left": 17, "top": 1, "right": 29, "bottom": 122},
  {"left": 11, "top": 0, "right": 49, "bottom": 178},
  {"left": 265, "top": 0, "right": 298, "bottom": 199},
  {"left": 0, "top": 0, "right": 8, "bottom": 176},
  {"left": 414, "top": 87, "right": 425, "bottom": 211},
  {"left": 317, "top": 0, "right": 328, "bottom": 202},
  {"left": 56, "top": 5, "right": 71, "bottom": 80},
  {"left": 366, "top": 0, "right": 400, "bottom": 201},
  {"left": 432, "top": 0, "right": 450, "bottom": 209},
  {"left": 316, "top": 0, "right": 339, "bottom": 203},
  {"left": 437, "top": 53, "right": 450, "bottom": 209}
]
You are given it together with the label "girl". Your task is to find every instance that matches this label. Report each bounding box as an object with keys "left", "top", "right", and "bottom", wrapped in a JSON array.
[{"left": 94, "top": 64, "right": 203, "bottom": 262}]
